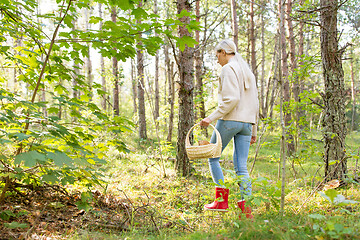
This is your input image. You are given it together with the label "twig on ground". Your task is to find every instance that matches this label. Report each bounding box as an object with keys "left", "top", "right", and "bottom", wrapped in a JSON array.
[
  {"left": 296, "top": 155, "right": 349, "bottom": 214},
  {"left": 250, "top": 123, "right": 268, "bottom": 174}
]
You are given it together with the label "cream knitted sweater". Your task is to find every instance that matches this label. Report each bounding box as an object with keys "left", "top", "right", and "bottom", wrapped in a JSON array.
[{"left": 208, "top": 57, "right": 259, "bottom": 136}]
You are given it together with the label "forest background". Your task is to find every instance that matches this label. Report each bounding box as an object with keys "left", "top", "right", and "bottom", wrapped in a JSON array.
[{"left": 0, "top": 0, "right": 359, "bottom": 239}]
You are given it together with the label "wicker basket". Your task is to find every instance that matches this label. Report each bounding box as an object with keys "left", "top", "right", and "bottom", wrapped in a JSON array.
[{"left": 185, "top": 123, "right": 222, "bottom": 160}]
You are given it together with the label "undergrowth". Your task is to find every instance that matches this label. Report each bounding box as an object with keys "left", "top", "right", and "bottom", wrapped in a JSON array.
[{"left": 69, "top": 131, "right": 360, "bottom": 240}]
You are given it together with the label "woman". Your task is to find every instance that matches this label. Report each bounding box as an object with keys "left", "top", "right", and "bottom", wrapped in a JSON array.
[{"left": 200, "top": 39, "right": 258, "bottom": 218}]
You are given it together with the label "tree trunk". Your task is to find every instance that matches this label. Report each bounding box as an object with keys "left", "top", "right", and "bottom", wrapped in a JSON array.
[
  {"left": 154, "top": 0, "right": 160, "bottom": 121},
  {"left": 266, "top": 37, "right": 280, "bottom": 119},
  {"left": 176, "top": 0, "right": 194, "bottom": 177},
  {"left": 230, "top": 0, "right": 238, "bottom": 49},
  {"left": 164, "top": 43, "right": 173, "bottom": 142},
  {"left": 260, "top": 6, "right": 266, "bottom": 118},
  {"left": 131, "top": 59, "right": 137, "bottom": 116},
  {"left": 278, "top": 0, "right": 287, "bottom": 214},
  {"left": 286, "top": 0, "right": 298, "bottom": 98},
  {"left": 195, "top": 0, "right": 205, "bottom": 122},
  {"left": 85, "top": 7, "right": 93, "bottom": 101},
  {"left": 286, "top": 0, "right": 300, "bottom": 145},
  {"left": 279, "top": 0, "right": 295, "bottom": 154},
  {"left": 137, "top": 0, "right": 147, "bottom": 139},
  {"left": 320, "top": 0, "right": 347, "bottom": 181},
  {"left": 99, "top": 3, "right": 106, "bottom": 111},
  {"left": 167, "top": 61, "right": 175, "bottom": 143},
  {"left": 250, "top": 0, "right": 257, "bottom": 81},
  {"left": 350, "top": 47, "right": 356, "bottom": 131},
  {"left": 111, "top": 7, "right": 119, "bottom": 116},
  {"left": 298, "top": 0, "right": 305, "bottom": 131},
  {"left": 72, "top": 20, "right": 79, "bottom": 101}
]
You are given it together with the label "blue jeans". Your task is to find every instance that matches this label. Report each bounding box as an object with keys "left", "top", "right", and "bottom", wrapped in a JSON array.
[{"left": 209, "top": 120, "right": 252, "bottom": 198}]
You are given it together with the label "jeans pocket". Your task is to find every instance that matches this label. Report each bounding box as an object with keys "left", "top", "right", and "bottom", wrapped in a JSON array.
[
  {"left": 223, "top": 121, "right": 238, "bottom": 132},
  {"left": 244, "top": 123, "right": 252, "bottom": 135}
]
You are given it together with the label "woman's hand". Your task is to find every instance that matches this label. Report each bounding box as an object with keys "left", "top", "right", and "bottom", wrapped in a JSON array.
[
  {"left": 250, "top": 136, "right": 256, "bottom": 145},
  {"left": 199, "top": 118, "right": 212, "bottom": 127}
]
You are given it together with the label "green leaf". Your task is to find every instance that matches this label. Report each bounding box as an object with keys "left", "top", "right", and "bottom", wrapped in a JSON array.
[
  {"left": 41, "top": 173, "right": 58, "bottom": 183},
  {"left": 61, "top": 175, "right": 75, "bottom": 185},
  {"left": 75, "top": 200, "right": 92, "bottom": 211},
  {"left": 4, "top": 222, "right": 28, "bottom": 229},
  {"left": 63, "top": 15, "right": 74, "bottom": 28},
  {"left": 333, "top": 194, "right": 359, "bottom": 205},
  {"left": 111, "top": 0, "right": 133, "bottom": 10},
  {"left": 47, "top": 107, "right": 60, "bottom": 114},
  {"left": 313, "top": 223, "right": 320, "bottom": 231},
  {"left": 89, "top": 16, "right": 102, "bottom": 24},
  {"left": 177, "top": 36, "right": 198, "bottom": 52},
  {"left": 177, "top": 9, "right": 191, "bottom": 18},
  {"left": 0, "top": 210, "right": 16, "bottom": 221},
  {"left": 326, "top": 221, "right": 335, "bottom": 231},
  {"left": 131, "top": 8, "right": 147, "bottom": 19},
  {"left": 81, "top": 191, "right": 92, "bottom": 201},
  {"left": 308, "top": 213, "right": 326, "bottom": 220},
  {"left": 47, "top": 151, "right": 74, "bottom": 167},
  {"left": 11, "top": 133, "right": 31, "bottom": 141},
  {"left": 329, "top": 160, "right": 338, "bottom": 166},
  {"left": 49, "top": 202, "right": 65, "bottom": 209},
  {"left": 54, "top": 84, "right": 67, "bottom": 94},
  {"left": 334, "top": 223, "right": 344, "bottom": 233},
  {"left": 14, "top": 151, "right": 46, "bottom": 167},
  {"left": 0, "top": 138, "right": 11, "bottom": 144},
  {"left": 324, "top": 189, "right": 338, "bottom": 203}
]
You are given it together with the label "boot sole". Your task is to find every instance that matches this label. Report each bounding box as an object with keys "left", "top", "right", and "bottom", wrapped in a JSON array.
[{"left": 204, "top": 207, "right": 228, "bottom": 212}]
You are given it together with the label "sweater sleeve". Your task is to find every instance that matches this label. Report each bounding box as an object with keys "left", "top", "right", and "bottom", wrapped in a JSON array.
[
  {"left": 208, "top": 65, "right": 240, "bottom": 122},
  {"left": 251, "top": 90, "right": 260, "bottom": 137},
  {"left": 252, "top": 118, "right": 258, "bottom": 137}
]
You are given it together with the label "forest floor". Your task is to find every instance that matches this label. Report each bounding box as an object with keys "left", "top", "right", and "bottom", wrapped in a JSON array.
[
  {"left": 1, "top": 131, "right": 360, "bottom": 239},
  {"left": 0, "top": 184, "right": 135, "bottom": 239}
]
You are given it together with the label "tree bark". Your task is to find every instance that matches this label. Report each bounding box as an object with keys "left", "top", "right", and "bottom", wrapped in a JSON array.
[
  {"left": 286, "top": 0, "right": 300, "bottom": 144},
  {"left": 278, "top": 0, "right": 287, "bottom": 214},
  {"left": 176, "top": 0, "right": 194, "bottom": 177},
  {"left": 320, "top": 0, "right": 347, "bottom": 181},
  {"left": 136, "top": 0, "right": 147, "bottom": 139},
  {"left": 298, "top": 0, "right": 305, "bottom": 131},
  {"left": 267, "top": 37, "right": 280, "bottom": 119},
  {"left": 195, "top": 0, "right": 205, "bottom": 122},
  {"left": 167, "top": 61, "right": 175, "bottom": 143},
  {"left": 164, "top": 43, "right": 174, "bottom": 142},
  {"left": 350, "top": 47, "right": 356, "bottom": 131},
  {"left": 131, "top": 59, "right": 137, "bottom": 116},
  {"left": 154, "top": 0, "right": 160, "bottom": 121},
  {"left": 85, "top": 7, "right": 93, "bottom": 101},
  {"left": 260, "top": 5, "right": 266, "bottom": 118},
  {"left": 111, "top": 7, "right": 119, "bottom": 116},
  {"left": 230, "top": 0, "right": 238, "bottom": 50},
  {"left": 279, "top": 0, "right": 294, "bottom": 154},
  {"left": 72, "top": 20, "right": 79, "bottom": 101},
  {"left": 250, "top": 0, "right": 257, "bottom": 81},
  {"left": 99, "top": 3, "right": 106, "bottom": 111}
]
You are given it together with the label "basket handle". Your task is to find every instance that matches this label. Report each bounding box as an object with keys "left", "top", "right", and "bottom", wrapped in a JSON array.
[{"left": 185, "top": 123, "right": 222, "bottom": 147}]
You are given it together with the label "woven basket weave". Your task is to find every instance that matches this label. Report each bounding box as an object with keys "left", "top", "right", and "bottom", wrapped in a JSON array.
[{"left": 185, "top": 123, "right": 222, "bottom": 160}]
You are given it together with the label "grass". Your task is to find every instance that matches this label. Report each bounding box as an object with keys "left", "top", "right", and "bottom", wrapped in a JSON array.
[{"left": 70, "top": 130, "right": 360, "bottom": 240}]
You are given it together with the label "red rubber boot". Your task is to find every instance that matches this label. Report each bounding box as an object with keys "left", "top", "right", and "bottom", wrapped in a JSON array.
[
  {"left": 237, "top": 200, "right": 253, "bottom": 219},
  {"left": 204, "top": 187, "right": 229, "bottom": 211}
]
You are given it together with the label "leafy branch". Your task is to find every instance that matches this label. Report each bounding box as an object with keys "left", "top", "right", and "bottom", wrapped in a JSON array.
[{"left": 16, "top": 0, "right": 73, "bottom": 155}]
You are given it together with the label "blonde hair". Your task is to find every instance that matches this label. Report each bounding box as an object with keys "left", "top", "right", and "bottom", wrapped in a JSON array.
[{"left": 215, "top": 39, "right": 255, "bottom": 89}]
